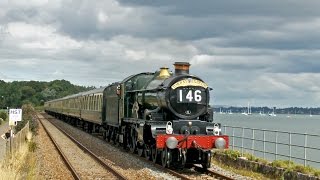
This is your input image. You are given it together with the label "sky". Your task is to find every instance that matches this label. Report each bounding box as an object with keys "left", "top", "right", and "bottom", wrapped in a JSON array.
[{"left": 1, "top": 0, "right": 320, "bottom": 108}]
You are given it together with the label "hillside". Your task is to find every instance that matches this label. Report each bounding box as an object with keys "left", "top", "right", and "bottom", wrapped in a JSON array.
[{"left": 0, "top": 80, "right": 94, "bottom": 108}]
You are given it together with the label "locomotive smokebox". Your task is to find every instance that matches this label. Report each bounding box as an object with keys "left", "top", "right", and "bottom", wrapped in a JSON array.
[{"left": 174, "top": 62, "right": 190, "bottom": 75}]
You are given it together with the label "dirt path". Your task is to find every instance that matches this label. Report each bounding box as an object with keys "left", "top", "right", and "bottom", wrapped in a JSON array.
[{"left": 0, "top": 121, "right": 9, "bottom": 161}]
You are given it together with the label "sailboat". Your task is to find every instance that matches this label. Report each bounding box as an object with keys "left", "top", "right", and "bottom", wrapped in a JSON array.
[
  {"left": 310, "top": 110, "right": 313, "bottom": 117},
  {"left": 247, "top": 102, "right": 252, "bottom": 115},
  {"left": 219, "top": 108, "right": 226, "bottom": 114},
  {"left": 259, "top": 108, "right": 266, "bottom": 116},
  {"left": 269, "top": 107, "right": 276, "bottom": 117},
  {"left": 242, "top": 102, "right": 252, "bottom": 115},
  {"left": 287, "top": 111, "right": 291, "bottom": 118}
]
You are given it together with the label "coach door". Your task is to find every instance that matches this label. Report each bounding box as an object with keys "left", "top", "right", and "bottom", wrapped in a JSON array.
[{"left": 105, "top": 84, "right": 120, "bottom": 126}]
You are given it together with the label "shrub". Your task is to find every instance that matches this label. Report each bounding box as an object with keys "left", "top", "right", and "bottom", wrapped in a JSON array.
[
  {"left": 0, "top": 111, "right": 8, "bottom": 121},
  {"left": 224, "top": 149, "right": 241, "bottom": 160},
  {"left": 271, "top": 160, "right": 294, "bottom": 169},
  {"left": 28, "top": 141, "right": 37, "bottom": 152},
  {"left": 15, "top": 104, "right": 38, "bottom": 135}
]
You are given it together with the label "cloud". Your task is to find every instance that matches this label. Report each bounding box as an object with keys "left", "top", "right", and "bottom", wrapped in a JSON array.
[{"left": 1, "top": 0, "right": 320, "bottom": 107}]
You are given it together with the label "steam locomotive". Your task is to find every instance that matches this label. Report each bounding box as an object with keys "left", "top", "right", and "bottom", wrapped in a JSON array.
[{"left": 44, "top": 62, "right": 229, "bottom": 169}]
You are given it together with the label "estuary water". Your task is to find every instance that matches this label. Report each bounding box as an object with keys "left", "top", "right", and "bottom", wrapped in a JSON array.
[
  {"left": 214, "top": 113, "right": 320, "bottom": 168},
  {"left": 215, "top": 113, "right": 320, "bottom": 135}
]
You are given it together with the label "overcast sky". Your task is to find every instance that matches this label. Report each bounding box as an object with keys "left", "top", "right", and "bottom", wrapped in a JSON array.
[{"left": 1, "top": 0, "right": 320, "bottom": 108}]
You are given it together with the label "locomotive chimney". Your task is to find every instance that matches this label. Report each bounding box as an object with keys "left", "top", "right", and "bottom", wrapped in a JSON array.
[{"left": 174, "top": 62, "right": 190, "bottom": 75}]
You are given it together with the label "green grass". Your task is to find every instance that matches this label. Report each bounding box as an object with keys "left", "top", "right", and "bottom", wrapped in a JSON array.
[
  {"left": 0, "top": 136, "right": 38, "bottom": 179},
  {"left": 214, "top": 149, "right": 320, "bottom": 178},
  {"left": 211, "top": 157, "right": 273, "bottom": 179}
]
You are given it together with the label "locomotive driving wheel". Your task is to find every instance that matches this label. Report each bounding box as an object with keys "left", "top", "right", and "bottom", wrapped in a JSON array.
[
  {"left": 201, "top": 151, "right": 211, "bottom": 169},
  {"left": 137, "top": 142, "right": 144, "bottom": 157},
  {"left": 128, "top": 127, "right": 137, "bottom": 153},
  {"left": 179, "top": 149, "right": 187, "bottom": 169},
  {"left": 161, "top": 148, "right": 172, "bottom": 168},
  {"left": 144, "top": 144, "right": 152, "bottom": 160},
  {"left": 151, "top": 145, "right": 158, "bottom": 163}
]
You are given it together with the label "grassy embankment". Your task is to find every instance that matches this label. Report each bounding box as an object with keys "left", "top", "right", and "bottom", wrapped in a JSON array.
[
  {"left": 0, "top": 104, "right": 38, "bottom": 179},
  {"left": 212, "top": 149, "right": 320, "bottom": 179}
]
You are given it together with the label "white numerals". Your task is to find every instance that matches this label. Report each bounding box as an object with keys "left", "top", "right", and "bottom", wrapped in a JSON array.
[
  {"left": 186, "top": 90, "right": 193, "bottom": 101},
  {"left": 194, "top": 90, "right": 202, "bottom": 102},
  {"left": 179, "top": 89, "right": 202, "bottom": 102}
]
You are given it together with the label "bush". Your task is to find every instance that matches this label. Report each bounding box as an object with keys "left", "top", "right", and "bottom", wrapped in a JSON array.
[
  {"left": 15, "top": 104, "right": 38, "bottom": 135},
  {"left": 28, "top": 141, "right": 37, "bottom": 152},
  {"left": 224, "top": 149, "right": 241, "bottom": 160},
  {"left": 0, "top": 111, "right": 8, "bottom": 121}
]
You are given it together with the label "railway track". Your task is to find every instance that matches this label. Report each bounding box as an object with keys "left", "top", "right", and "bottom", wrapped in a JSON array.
[
  {"left": 40, "top": 113, "right": 237, "bottom": 180},
  {"left": 133, "top": 153, "right": 235, "bottom": 180},
  {"left": 36, "top": 113, "right": 127, "bottom": 180}
]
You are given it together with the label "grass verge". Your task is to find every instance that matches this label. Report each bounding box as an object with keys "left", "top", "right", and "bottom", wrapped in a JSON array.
[
  {"left": 0, "top": 140, "right": 38, "bottom": 180},
  {"left": 213, "top": 149, "right": 320, "bottom": 178}
]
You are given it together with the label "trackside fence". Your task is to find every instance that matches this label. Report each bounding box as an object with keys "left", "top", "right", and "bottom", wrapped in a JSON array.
[
  {"left": 222, "top": 125, "right": 320, "bottom": 168},
  {"left": 6, "top": 122, "right": 30, "bottom": 156}
]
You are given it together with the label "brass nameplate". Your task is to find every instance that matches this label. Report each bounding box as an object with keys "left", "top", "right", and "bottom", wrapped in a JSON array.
[{"left": 171, "top": 79, "right": 208, "bottom": 89}]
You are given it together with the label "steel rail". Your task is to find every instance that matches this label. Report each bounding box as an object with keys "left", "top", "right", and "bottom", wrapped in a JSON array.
[
  {"left": 42, "top": 112, "right": 238, "bottom": 180},
  {"left": 41, "top": 114, "right": 128, "bottom": 180},
  {"left": 36, "top": 114, "right": 81, "bottom": 180},
  {"left": 193, "top": 164, "right": 235, "bottom": 180},
  {"left": 131, "top": 153, "right": 192, "bottom": 180}
]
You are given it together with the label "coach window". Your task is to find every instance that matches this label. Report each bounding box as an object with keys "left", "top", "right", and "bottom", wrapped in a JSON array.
[
  {"left": 87, "top": 96, "right": 89, "bottom": 110},
  {"left": 93, "top": 95, "right": 96, "bottom": 111},
  {"left": 86, "top": 96, "right": 88, "bottom": 110},
  {"left": 96, "top": 95, "right": 99, "bottom": 110},
  {"left": 83, "top": 97, "right": 85, "bottom": 109},
  {"left": 84, "top": 96, "right": 87, "bottom": 110},
  {"left": 90, "top": 96, "right": 92, "bottom": 110},
  {"left": 94, "top": 95, "right": 96, "bottom": 110},
  {"left": 98, "top": 95, "right": 101, "bottom": 110},
  {"left": 97, "top": 95, "right": 99, "bottom": 110},
  {"left": 94, "top": 95, "right": 98, "bottom": 111},
  {"left": 87, "top": 96, "right": 91, "bottom": 110},
  {"left": 88, "top": 96, "right": 90, "bottom": 110},
  {"left": 91, "top": 96, "right": 93, "bottom": 110},
  {"left": 93, "top": 95, "right": 95, "bottom": 110},
  {"left": 81, "top": 97, "right": 83, "bottom": 109},
  {"left": 85, "top": 96, "right": 87, "bottom": 110},
  {"left": 92, "top": 95, "right": 95, "bottom": 110}
]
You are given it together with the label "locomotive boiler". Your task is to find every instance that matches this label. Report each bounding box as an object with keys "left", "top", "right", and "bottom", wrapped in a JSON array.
[{"left": 44, "top": 62, "right": 229, "bottom": 169}]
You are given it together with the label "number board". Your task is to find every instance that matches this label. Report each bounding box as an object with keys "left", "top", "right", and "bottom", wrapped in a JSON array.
[
  {"left": 9, "top": 109, "right": 22, "bottom": 122},
  {"left": 177, "top": 88, "right": 205, "bottom": 103}
]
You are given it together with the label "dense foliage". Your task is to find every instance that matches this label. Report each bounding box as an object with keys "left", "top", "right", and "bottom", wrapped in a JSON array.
[
  {"left": 0, "top": 110, "right": 7, "bottom": 120},
  {"left": 0, "top": 79, "right": 94, "bottom": 108},
  {"left": 15, "top": 104, "right": 38, "bottom": 134}
]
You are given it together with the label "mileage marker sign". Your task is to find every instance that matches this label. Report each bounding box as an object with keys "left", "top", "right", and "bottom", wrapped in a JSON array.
[{"left": 9, "top": 109, "right": 22, "bottom": 122}]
